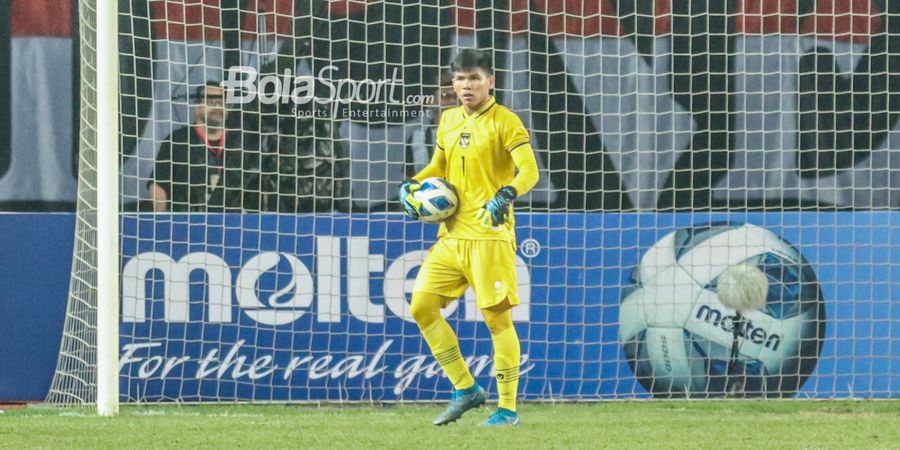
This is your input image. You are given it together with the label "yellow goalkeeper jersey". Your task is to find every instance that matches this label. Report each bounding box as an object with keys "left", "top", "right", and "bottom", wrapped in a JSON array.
[{"left": 414, "top": 96, "right": 539, "bottom": 243}]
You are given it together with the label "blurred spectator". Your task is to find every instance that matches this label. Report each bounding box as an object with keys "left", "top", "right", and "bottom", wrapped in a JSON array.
[
  {"left": 148, "top": 81, "right": 260, "bottom": 212},
  {"left": 261, "top": 109, "right": 350, "bottom": 213}
]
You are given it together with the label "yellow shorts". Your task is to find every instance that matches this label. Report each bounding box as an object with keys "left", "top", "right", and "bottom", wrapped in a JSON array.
[{"left": 413, "top": 238, "right": 519, "bottom": 309}]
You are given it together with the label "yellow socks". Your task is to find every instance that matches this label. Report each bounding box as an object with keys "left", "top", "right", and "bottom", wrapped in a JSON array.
[
  {"left": 421, "top": 314, "right": 520, "bottom": 411},
  {"left": 491, "top": 326, "right": 521, "bottom": 411},
  {"left": 421, "top": 318, "right": 475, "bottom": 390}
]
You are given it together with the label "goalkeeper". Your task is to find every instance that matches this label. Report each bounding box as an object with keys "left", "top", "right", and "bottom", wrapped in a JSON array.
[{"left": 399, "top": 49, "right": 539, "bottom": 427}]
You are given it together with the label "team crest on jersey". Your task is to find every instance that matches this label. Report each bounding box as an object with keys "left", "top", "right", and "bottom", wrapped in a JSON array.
[{"left": 459, "top": 133, "right": 471, "bottom": 149}]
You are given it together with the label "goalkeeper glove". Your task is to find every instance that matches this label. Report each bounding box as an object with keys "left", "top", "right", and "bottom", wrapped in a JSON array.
[
  {"left": 398, "top": 178, "right": 423, "bottom": 219},
  {"left": 477, "top": 186, "right": 518, "bottom": 228}
]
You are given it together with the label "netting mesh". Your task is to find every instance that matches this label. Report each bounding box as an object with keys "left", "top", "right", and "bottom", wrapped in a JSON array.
[
  {"left": 51, "top": 1, "right": 900, "bottom": 404},
  {"left": 46, "top": 0, "right": 100, "bottom": 405}
]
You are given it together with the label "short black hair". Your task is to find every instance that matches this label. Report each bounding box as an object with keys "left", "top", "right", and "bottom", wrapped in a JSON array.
[
  {"left": 450, "top": 49, "right": 493, "bottom": 75},
  {"left": 191, "top": 80, "right": 224, "bottom": 102}
]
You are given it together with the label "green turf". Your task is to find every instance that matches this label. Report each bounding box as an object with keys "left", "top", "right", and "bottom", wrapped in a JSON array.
[{"left": 2, "top": 401, "right": 899, "bottom": 449}]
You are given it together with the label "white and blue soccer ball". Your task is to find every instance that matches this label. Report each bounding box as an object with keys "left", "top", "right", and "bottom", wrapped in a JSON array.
[
  {"left": 413, "top": 177, "right": 459, "bottom": 224},
  {"left": 619, "top": 223, "right": 824, "bottom": 398}
]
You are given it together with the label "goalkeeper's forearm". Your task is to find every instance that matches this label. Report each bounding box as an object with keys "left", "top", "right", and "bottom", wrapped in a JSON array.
[
  {"left": 412, "top": 148, "right": 447, "bottom": 182},
  {"left": 509, "top": 144, "right": 540, "bottom": 196}
]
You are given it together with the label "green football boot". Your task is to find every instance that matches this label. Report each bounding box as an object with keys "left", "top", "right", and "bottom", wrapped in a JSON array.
[
  {"left": 432, "top": 384, "right": 487, "bottom": 426},
  {"left": 479, "top": 407, "right": 520, "bottom": 427}
]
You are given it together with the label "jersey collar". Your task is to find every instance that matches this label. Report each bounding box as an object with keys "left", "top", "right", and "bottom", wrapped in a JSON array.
[{"left": 465, "top": 96, "right": 496, "bottom": 119}]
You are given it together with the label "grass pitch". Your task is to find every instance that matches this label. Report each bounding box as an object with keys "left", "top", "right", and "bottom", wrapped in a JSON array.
[{"left": 2, "top": 401, "right": 898, "bottom": 449}]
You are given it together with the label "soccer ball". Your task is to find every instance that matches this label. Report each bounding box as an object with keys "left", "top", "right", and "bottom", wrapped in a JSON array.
[
  {"left": 413, "top": 177, "right": 459, "bottom": 224},
  {"left": 618, "top": 223, "right": 825, "bottom": 398}
]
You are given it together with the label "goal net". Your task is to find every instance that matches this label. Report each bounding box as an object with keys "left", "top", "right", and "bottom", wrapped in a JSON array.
[{"left": 50, "top": 0, "right": 900, "bottom": 408}]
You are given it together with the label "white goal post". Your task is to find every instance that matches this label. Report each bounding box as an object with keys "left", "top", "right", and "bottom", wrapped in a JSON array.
[{"left": 95, "top": 0, "right": 120, "bottom": 417}]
